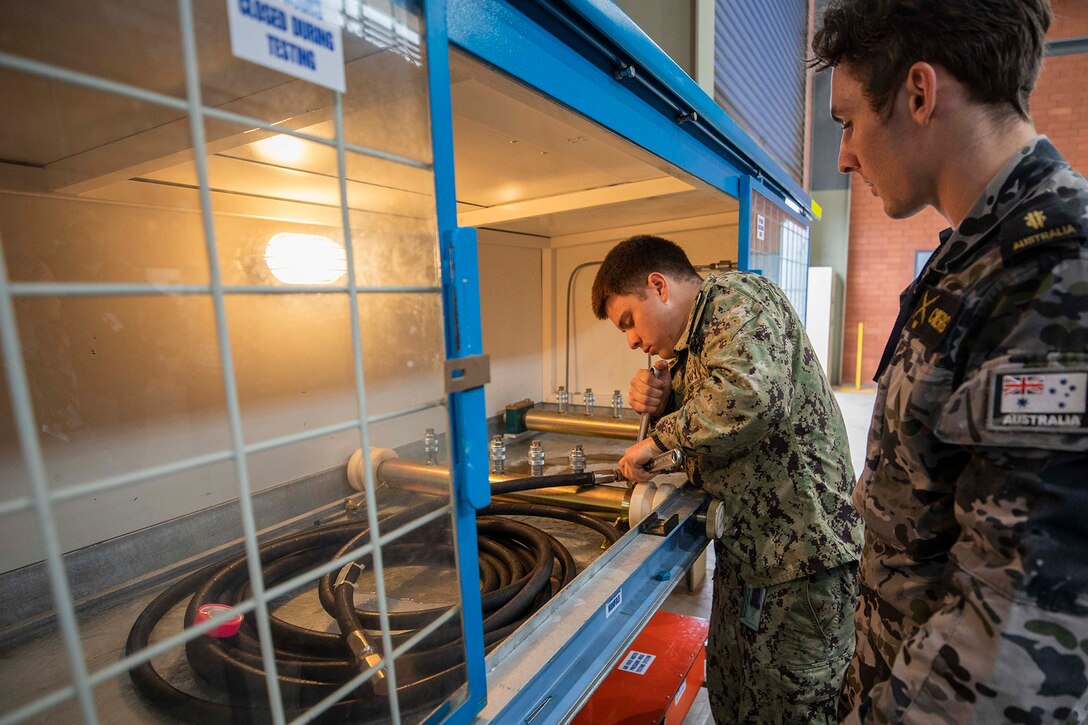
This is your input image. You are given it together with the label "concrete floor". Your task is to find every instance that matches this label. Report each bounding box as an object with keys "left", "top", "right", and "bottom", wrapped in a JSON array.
[
  {"left": 834, "top": 387, "right": 878, "bottom": 480},
  {"left": 664, "top": 386, "right": 878, "bottom": 725}
]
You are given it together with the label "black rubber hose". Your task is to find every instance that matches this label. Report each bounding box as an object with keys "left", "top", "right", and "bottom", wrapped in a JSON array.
[
  {"left": 489, "top": 471, "right": 599, "bottom": 495},
  {"left": 127, "top": 500, "right": 619, "bottom": 723}
]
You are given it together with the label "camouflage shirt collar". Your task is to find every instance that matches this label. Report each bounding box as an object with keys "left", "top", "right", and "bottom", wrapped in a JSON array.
[
  {"left": 673, "top": 273, "right": 720, "bottom": 354},
  {"left": 930, "top": 136, "right": 1067, "bottom": 271}
]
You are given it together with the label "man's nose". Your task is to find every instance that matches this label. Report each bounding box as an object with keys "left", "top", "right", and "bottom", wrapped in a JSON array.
[
  {"left": 838, "top": 141, "right": 858, "bottom": 175},
  {"left": 626, "top": 330, "right": 640, "bottom": 350}
]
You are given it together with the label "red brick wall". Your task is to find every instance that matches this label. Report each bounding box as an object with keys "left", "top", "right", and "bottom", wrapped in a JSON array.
[{"left": 839, "top": 0, "right": 1088, "bottom": 385}]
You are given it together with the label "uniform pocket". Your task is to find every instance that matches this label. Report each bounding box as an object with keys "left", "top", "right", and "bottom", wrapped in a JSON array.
[{"left": 752, "top": 561, "right": 852, "bottom": 670}]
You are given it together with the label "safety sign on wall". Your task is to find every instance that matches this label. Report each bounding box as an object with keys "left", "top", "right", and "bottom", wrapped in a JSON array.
[{"left": 227, "top": 0, "right": 346, "bottom": 92}]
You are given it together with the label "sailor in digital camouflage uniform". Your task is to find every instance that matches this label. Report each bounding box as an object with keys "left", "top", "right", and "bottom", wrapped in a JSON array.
[
  {"left": 812, "top": 0, "right": 1088, "bottom": 721},
  {"left": 591, "top": 235, "right": 863, "bottom": 723}
]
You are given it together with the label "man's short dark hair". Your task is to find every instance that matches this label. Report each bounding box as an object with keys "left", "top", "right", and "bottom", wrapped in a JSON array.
[
  {"left": 591, "top": 235, "right": 700, "bottom": 319},
  {"left": 810, "top": 0, "right": 1050, "bottom": 121}
]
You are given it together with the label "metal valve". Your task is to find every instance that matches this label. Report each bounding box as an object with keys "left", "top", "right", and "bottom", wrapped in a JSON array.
[
  {"left": 636, "top": 366, "right": 659, "bottom": 441},
  {"left": 583, "top": 388, "right": 595, "bottom": 416},
  {"left": 569, "top": 444, "right": 586, "bottom": 473},
  {"left": 489, "top": 435, "right": 506, "bottom": 475},
  {"left": 556, "top": 386, "right": 568, "bottom": 414},
  {"left": 423, "top": 428, "right": 439, "bottom": 465},
  {"left": 528, "top": 440, "right": 545, "bottom": 477},
  {"left": 611, "top": 390, "right": 623, "bottom": 418}
]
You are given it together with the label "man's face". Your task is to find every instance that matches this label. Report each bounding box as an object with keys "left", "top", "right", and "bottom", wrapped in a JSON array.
[
  {"left": 831, "top": 63, "right": 929, "bottom": 219},
  {"left": 605, "top": 287, "right": 680, "bottom": 359}
]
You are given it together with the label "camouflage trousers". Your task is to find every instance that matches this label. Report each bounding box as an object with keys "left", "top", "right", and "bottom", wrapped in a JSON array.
[
  {"left": 840, "top": 568, "right": 1088, "bottom": 723},
  {"left": 706, "top": 545, "right": 858, "bottom": 724}
]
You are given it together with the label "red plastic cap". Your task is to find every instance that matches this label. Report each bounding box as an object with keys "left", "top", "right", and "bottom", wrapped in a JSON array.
[{"left": 194, "top": 603, "right": 243, "bottom": 638}]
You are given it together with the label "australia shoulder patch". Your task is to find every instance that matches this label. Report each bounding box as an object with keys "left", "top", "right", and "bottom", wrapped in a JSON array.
[
  {"left": 989, "top": 369, "right": 1088, "bottom": 432},
  {"left": 904, "top": 285, "right": 961, "bottom": 351},
  {"left": 999, "top": 191, "right": 1087, "bottom": 266}
]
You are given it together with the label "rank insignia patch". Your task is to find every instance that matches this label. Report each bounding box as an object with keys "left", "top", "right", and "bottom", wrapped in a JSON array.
[
  {"left": 1000, "top": 192, "right": 1085, "bottom": 265},
  {"left": 989, "top": 371, "right": 1088, "bottom": 432},
  {"left": 905, "top": 286, "right": 962, "bottom": 350},
  {"left": 1024, "top": 209, "right": 1047, "bottom": 230}
]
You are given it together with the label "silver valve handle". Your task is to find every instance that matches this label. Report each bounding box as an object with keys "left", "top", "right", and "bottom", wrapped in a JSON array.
[{"left": 636, "top": 363, "right": 659, "bottom": 442}]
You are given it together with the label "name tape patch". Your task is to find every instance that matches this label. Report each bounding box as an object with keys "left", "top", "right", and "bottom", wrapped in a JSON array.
[
  {"left": 990, "top": 371, "right": 1088, "bottom": 432},
  {"left": 617, "top": 650, "right": 655, "bottom": 675}
]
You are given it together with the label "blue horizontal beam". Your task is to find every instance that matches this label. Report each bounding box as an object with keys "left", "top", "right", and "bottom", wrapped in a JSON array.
[
  {"left": 446, "top": 0, "right": 779, "bottom": 203},
  {"left": 542, "top": 0, "right": 812, "bottom": 216},
  {"left": 485, "top": 491, "right": 710, "bottom": 723},
  {"left": 1047, "top": 36, "right": 1088, "bottom": 57}
]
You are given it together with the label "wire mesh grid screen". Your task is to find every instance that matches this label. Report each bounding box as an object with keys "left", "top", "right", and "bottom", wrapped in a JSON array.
[
  {"left": 748, "top": 192, "right": 810, "bottom": 323},
  {"left": 0, "top": 1, "right": 472, "bottom": 723}
]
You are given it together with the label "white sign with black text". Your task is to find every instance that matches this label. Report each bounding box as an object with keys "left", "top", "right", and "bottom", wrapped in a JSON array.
[{"left": 226, "top": 0, "right": 345, "bottom": 93}]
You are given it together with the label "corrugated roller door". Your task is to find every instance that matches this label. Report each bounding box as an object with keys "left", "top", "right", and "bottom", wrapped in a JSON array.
[{"left": 714, "top": 0, "right": 807, "bottom": 183}]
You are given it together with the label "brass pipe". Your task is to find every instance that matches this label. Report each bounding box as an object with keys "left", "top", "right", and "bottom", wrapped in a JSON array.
[
  {"left": 375, "top": 459, "right": 630, "bottom": 515},
  {"left": 376, "top": 459, "right": 450, "bottom": 495},
  {"left": 523, "top": 409, "right": 640, "bottom": 439},
  {"left": 492, "top": 485, "right": 630, "bottom": 515}
]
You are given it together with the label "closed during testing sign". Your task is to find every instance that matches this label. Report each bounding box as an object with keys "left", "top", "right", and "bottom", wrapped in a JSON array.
[{"left": 227, "top": 0, "right": 346, "bottom": 92}]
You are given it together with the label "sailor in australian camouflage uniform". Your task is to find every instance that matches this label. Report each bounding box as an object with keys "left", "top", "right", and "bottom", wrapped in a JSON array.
[
  {"left": 592, "top": 235, "right": 862, "bottom": 723},
  {"left": 811, "top": 0, "right": 1088, "bottom": 719},
  {"left": 842, "top": 138, "right": 1088, "bottom": 724}
]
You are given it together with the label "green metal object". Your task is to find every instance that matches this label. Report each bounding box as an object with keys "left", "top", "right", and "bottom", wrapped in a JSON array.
[{"left": 504, "top": 399, "right": 535, "bottom": 434}]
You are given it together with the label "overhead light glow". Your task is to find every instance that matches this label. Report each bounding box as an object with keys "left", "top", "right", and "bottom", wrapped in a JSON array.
[
  {"left": 257, "top": 134, "right": 306, "bottom": 164},
  {"left": 264, "top": 233, "right": 346, "bottom": 285}
]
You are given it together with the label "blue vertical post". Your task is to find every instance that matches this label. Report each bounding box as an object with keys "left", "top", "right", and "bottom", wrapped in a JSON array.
[
  {"left": 424, "top": 0, "right": 490, "bottom": 721},
  {"left": 736, "top": 174, "right": 753, "bottom": 272}
]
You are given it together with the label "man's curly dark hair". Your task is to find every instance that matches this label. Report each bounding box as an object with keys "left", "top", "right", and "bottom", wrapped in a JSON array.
[
  {"left": 591, "top": 235, "right": 700, "bottom": 320},
  {"left": 810, "top": 0, "right": 1050, "bottom": 121}
]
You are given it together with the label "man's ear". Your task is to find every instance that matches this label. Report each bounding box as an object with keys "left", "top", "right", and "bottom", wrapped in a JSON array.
[
  {"left": 904, "top": 61, "right": 938, "bottom": 125},
  {"left": 647, "top": 272, "right": 669, "bottom": 301}
]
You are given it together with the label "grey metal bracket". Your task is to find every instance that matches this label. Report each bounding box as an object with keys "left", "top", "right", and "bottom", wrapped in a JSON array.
[
  {"left": 638, "top": 511, "right": 679, "bottom": 537},
  {"left": 444, "top": 354, "right": 490, "bottom": 393}
]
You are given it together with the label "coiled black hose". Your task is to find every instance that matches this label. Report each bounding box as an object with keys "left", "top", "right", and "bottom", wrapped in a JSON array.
[{"left": 127, "top": 492, "right": 620, "bottom": 723}]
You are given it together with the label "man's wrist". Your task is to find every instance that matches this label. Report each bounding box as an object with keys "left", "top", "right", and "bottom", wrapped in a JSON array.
[{"left": 648, "top": 433, "right": 666, "bottom": 454}]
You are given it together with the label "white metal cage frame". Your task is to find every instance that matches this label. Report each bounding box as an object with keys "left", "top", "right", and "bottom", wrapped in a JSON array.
[{"left": 0, "top": 1, "right": 467, "bottom": 723}]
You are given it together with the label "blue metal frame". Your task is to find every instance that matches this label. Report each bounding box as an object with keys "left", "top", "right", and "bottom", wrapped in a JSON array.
[
  {"left": 447, "top": 0, "right": 816, "bottom": 219},
  {"left": 448, "top": 0, "right": 738, "bottom": 200},
  {"left": 430, "top": 1, "right": 823, "bottom": 719},
  {"left": 425, "top": 0, "right": 490, "bottom": 722},
  {"left": 737, "top": 174, "right": 753, "bottom": 271},
  {"left": 487, "top": 493, "right": 709, "bottom": 723},
  {"left": 556, "top": 0, "right": 811, "bottom": 214}
]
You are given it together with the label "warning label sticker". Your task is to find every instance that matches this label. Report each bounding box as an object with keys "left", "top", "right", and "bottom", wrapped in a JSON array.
[{"left": 617, "top": 650, "right": 655, "bottom": 675}]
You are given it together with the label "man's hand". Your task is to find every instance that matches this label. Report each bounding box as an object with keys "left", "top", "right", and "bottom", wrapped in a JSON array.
[
  {"left": 619, "top": 437, "right": 662, "bottom": 482},
  {"left": 629, "top": 359, "right": 671, "bottom": 417}
]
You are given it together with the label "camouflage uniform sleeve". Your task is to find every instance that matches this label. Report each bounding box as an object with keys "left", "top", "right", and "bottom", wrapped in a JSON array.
[
  {"left": 935, "top": 256, "right": 1088, "bottom": 455},
  {"left": 651, "top": 289, "right": 794, "bottom": 459},
  {"left": 933, "top": 251, "right": 1088, "bottom": 601}
]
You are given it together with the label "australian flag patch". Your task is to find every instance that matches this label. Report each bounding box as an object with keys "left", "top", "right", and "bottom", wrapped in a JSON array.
[{"left": 990, "top": 371, "right": 1088, "bottom": 431}]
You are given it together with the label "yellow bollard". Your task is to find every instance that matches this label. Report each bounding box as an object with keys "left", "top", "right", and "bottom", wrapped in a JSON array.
[{"left": 855, "top": 322, "right": 864, "bottom": 390}]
